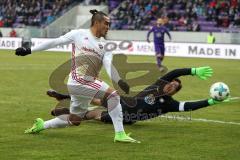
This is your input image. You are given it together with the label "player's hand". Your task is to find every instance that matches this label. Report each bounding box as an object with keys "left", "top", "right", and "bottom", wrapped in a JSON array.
[
  {"left": 208, "top": 98, "right": 230, "bottom": 105},
  {"left": 191, "top": 66, "right": 213, "bottom": 80},
  {"left": 15, "top": 47, "right": 31, "bottom": 56},
  {"left": 118, "top": 79, "right": 130, "bottom": 94}
]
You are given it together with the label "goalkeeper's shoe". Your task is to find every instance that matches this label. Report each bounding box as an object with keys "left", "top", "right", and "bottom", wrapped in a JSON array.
[
  {"left": 159, "top": 65, "right": 168, "bottom": 73},
  {"left": 24, "top": 118, "right": 44, "bottom": 134},
  {"left": 114, "top": 131, "right": 140, "bottom": 143},
  {"left": 47, "top": 89, "right": 70, "bottom": 101}
]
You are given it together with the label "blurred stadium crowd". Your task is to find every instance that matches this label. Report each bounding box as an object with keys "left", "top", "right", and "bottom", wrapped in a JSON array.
[
  {"left": 0, "top": 0, "right": 76, "bottom": 27},
  {"left": 0, "top": 0, "right": 106, "bottom": 28},
  {"left": 0, "top": 0, "right": 239, "bottom": 32},
  {"left": 110, "top": 0, "right": 240, "bottom": 32}
]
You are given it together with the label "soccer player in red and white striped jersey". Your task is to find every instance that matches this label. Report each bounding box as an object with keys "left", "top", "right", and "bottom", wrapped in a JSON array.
[{"left": 16, "top": 9, "right": 139, "bottom": 143}]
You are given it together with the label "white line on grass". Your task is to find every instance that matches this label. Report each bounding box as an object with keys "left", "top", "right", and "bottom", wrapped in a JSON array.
[
  {"left": 161, "top": 115, "right": 240, "bottom": 126},
  {"left": 159, "top": 97, "right": 240, "bottom": 125},
  {"left": 229, "top": 97, "right": 240, "bottom": 100}
]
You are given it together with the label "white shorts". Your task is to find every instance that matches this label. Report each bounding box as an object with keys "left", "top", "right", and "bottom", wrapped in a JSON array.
[{"left": 67, "top": 76, "right": 109, "bottom": 118}]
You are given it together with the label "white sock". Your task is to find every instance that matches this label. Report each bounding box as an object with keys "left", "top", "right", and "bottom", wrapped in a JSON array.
[
  {"left": 107, "top": 94, "right": 124, "bottom": 133},
  {"left": 44, "top": 115, "right": 71, "bottom": 129}
]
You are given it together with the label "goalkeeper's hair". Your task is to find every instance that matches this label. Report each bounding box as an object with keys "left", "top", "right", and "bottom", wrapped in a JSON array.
[
  {"left": 90, "top": 9, "right": 108, "bottom": 27},
  {"left": 173, "top": 78, "right": 182, "bottom": 92}
]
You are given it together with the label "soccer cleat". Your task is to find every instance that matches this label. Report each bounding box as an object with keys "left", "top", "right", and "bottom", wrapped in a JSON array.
[
  {"left": 159, "top": 65, "right": 168, "bottom": 73},
  {"left": 114, "top": 131, "right": 141, "bottom": 143},
  {"left": 24, "top": 118, "right": 44, "bottom": 134},
  {"left": 46, "top": 89, "right": 70, "bottom": 101}
]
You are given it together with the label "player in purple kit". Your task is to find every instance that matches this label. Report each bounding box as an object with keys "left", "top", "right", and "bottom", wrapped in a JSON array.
[{"left": 147, "top": 18, "right": 171, "bottom": 72}]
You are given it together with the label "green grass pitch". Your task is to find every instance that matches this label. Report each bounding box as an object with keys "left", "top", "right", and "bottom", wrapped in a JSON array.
[{"left": 0, "top": 50, "right": 239, "bottom": 160}]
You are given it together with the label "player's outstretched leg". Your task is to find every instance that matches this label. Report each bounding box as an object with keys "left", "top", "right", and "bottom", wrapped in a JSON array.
[
  {"left": 24, "top": 118, "right": 44, "bottom": 134},
  {"left": 25, "top": 115, "right": 71, "bottom": 134}
]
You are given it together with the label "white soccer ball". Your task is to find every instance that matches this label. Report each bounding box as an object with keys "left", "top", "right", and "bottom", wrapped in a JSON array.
[{"left": 210, "top": 82, "right": 230, "bottom": 101}]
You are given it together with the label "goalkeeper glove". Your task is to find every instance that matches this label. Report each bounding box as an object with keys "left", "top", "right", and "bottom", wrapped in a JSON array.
[
  {"left": 118, "top": 79, "right": 130, "bottom": 94},
  {"left": 208, "top": 98, "right": 230, "bottom": 105},
  {"left": 15, "top": 47, "right": 31, "bottom": 56},
  {"left": 191, "top": 66, "right": 213, "bottom": 80}
]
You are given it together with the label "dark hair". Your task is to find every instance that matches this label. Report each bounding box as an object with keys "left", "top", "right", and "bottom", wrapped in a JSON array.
[
  {"left": 173, "top": 78, "right": 182, "bottom": 92},
  {"left": 90, "top": 9, "right": 108, "bottom": 27}
]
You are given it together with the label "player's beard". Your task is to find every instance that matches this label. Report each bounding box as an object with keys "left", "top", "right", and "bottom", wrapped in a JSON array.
[{"left": 103, "top": 32, "right": 108, "bottom": 39}]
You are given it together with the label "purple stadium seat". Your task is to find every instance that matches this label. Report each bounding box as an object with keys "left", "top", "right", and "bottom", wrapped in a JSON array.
[
  {"left": 143, "top": 25, "right": 151, "bottom": 30},
  {"left": 177, "top": 26, "right": 187, "bottom": 31},
  {"left": 43, "top": 10, "right": 52, "bottom": 17},
  {"left": 128, "top": 25, "right": 135, "bottom": 30},
  {"left": 122, "top": 25, "right": 129, "bottom": 29},
  {"left": 109, "top": 0, "right": 121, "bottom": 12},
  {"left": 169, "top": 20, "right": 178, "bottom": 25},
  {"left": 198, "top": 15, "right": 206, "bottom": 21},
  {"left": 198, "top": 20, "right": 216, "bottom": 25},
  {"left": 173, "top": 4, "right": 182, "bottom": 9},
  {"left": 201, "top": 26, "right": 221, "bottom": 32}
]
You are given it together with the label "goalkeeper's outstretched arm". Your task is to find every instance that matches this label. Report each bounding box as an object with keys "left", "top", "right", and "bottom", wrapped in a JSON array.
[
  {"left": 159, "top": 66, "right": 213, "bottom": 82},
  {"left": 167, "top": 98, "right": 226, "bottom": 112},
  {"left": 160, "top": 68, "right": 192, "bottom": 82}
]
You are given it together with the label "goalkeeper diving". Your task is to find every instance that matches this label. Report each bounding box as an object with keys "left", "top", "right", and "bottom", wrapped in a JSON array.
[{"left": 38, "top": 66, "right": 230, "bottom": 124}]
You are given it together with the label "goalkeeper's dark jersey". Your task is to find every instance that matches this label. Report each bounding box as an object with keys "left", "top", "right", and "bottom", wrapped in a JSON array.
[{"left": 101, "top": 68, "right": 210, "bottom": 124}]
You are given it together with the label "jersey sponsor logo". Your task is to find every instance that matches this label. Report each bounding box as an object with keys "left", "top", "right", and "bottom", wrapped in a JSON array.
[
  {"left": 156, "top": 33, "right": 162, "bottom": 38},
  {"left": 159, "top": 98, "right": 165, "bottom": 103},
  {"left": 82, "top": 46, "right": 99, "bottom": 55},
  {"left": 144, "top": 94, "right": 156, "bottom": 105}
]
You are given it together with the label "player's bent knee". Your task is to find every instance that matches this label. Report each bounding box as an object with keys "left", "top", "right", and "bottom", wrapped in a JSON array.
[
  {"left": 69, "top": 114, "right": 82, "bottom": 126},
  {"left": 105, "top": 88, "right": 119, "bottom": 96},
  {"left": 104, "top": 89, "right": 120, "bottom": 102},
  {"left": 107, "top": 91, "right": 120, "bottom": 102},
  {"left": 105, "top": 91, "right": 121, "bottom": 111}
]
